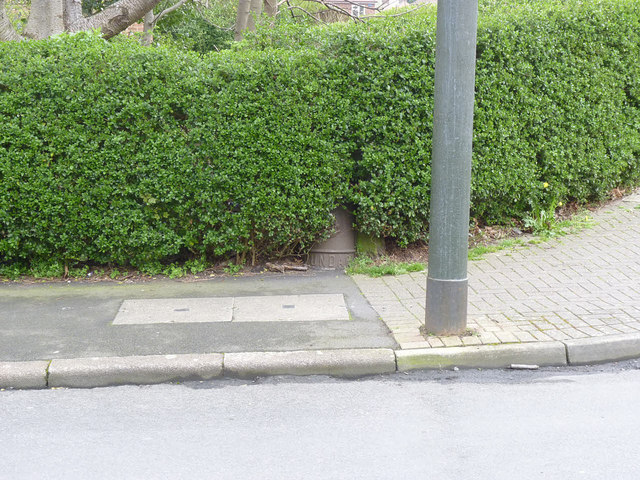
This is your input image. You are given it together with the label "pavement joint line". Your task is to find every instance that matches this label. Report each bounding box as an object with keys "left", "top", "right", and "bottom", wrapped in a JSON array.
[{"left": 45, "top": 359, "right": 52, "bottom": 388}]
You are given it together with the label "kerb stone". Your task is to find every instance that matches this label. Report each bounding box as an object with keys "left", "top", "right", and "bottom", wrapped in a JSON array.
[
  {"left": 396, "top": 342, "right": 567, "bottom": 371},
  {"left": 0, "top": 361, "right": 49, "bottom": 389},
  {"left": 48, "top": 353, "right": 224, "bottom": 388},
  {"left": 224, "top": 349, "right": 396, "bottom": 378},
  {"left": 564, "top": 333, "right": 640, "bottom": 365}
]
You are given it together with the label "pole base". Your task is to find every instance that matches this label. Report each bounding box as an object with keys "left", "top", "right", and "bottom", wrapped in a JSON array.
[
  {"left": 307, "top": 208, "right": 356, "bottom": 270},
  {"left": 425, "top": 277, "right": 468, "bottom": 336}
]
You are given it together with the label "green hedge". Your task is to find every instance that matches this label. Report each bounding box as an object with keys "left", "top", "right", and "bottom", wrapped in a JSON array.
[
  {"left": 1, "top": 0, "right": 639, "bottom": 271},
  {"left": 472, "top": 0, "right": 640, "bottom": 221},
  {"left": 0, "top": 36, "right": 347, "bottom": 269}
]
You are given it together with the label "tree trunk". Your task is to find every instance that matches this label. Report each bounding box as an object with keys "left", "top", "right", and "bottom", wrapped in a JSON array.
[
  {"left": 141, "top": 10, "right": 154, "bottom": 45},
  {"left": 263, "top": 0, "right": 277, "bottom": 18},
  {"left": 0, "top": 0, "right": 23, "bottom": 41},
  {"left": 234, "top": 0, "right": 251, "bottom": 41},
  {"left": 236, "top": 0, "right": 263, "bottom": 41},
  {"left": 0, "top": 0, "right": 165, "bottom": 41},
  {"left": 22, "top": 0, "right": 66, "bottom": 39},
  {"left": 245, "top": 0, "right": 263, "bottom": 32}
]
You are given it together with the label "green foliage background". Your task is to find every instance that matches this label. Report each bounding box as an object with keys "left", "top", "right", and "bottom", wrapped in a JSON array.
[{"left": 1, "top": 0, "right": 639, "bottom": 271}]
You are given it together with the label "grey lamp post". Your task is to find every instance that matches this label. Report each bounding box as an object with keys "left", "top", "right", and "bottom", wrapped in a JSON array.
[{"left": 425, "top": 0, "right": 479, "bottom": 335}]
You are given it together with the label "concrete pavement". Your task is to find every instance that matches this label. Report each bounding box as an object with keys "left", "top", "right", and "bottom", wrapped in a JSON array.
[{"left": 2, "top": 191, "right": 640, "bottom": 388}]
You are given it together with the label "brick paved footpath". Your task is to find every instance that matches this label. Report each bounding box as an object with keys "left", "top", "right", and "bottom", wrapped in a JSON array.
[{"left": 353, "top": 191, "right": 640, "bottom": 350}]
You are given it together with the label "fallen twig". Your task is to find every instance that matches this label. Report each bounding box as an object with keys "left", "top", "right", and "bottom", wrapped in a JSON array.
[{"left": 265, "top": 262, "right": 309, "bottom": 273}]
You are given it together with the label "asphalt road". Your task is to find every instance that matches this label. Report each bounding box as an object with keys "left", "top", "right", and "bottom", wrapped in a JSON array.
[{"left": 1, "top": 361, "right": 639, "bottom": 480}]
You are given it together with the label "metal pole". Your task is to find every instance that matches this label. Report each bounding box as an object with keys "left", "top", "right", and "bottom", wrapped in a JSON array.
[{"left": 425, "top": 0, "right": 478, "bottom": 335}]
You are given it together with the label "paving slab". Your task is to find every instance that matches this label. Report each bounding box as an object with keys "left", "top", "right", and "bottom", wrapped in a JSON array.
[
  {"left": 111, "top": 294, "right": 349, "bottom": 324},
  {"left": 232, "top": 294, "right": 349, "bottom": 322},
  {"left": 113, "top": 297, "right": 234, "bottom": 324}
]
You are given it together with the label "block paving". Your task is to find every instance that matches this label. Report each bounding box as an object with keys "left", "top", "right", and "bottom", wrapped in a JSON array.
[{"left": 354, "top": 192, "right": 640, "bottom": 350}]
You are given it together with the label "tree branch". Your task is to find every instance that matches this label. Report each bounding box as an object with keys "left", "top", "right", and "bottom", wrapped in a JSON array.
[
  {"left": 283, "top": 5, "right": 327, "bottom": 24},
  {"left": 153, "top": 0, "right": 189, "bottom": 26},
  {"left": 191, "top": 2, "right": 234, "bottom": 30},
  {"left": 0, "top": 0, "right": 23, "bottom": 41},
  {"left": 141, "top": 0, "right": 188, "bottom": 46},
  {"left": 68, "top": 0, "right": 165, "bottom": 39},
  {"left": 284, "top": 0, "right": 298, "bottom": 20},
  {"left": 311, "top": 1, "right": 360, "bottom": 22},
  {"left": 361, "top": 4, "right": 425, "bottom": 19},
  {"left": 283, "top": 0, "right": 425, "bottom": 23}
]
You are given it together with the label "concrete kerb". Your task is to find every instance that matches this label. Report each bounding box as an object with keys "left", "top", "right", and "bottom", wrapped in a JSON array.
[
  {"left": 2, "top": 336, "right": 640, "bottom": 389},
  {"left": 223, "top": 348, "right": 397, "bottom": 378},
  {"left": 562, "top": 332, "right": 640, "bottom": 365},
  {"left": 395, "top": 341, "right": 569, "bottom": 371},
  {"left": 0, "top": 349, "right": 397, "bottom": 389},
  {"left": 0, "top": 360, "right": 50, "bottom": 389},
  {"left": 48, "top": 354, "right": 225, "bottom": 389}
]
